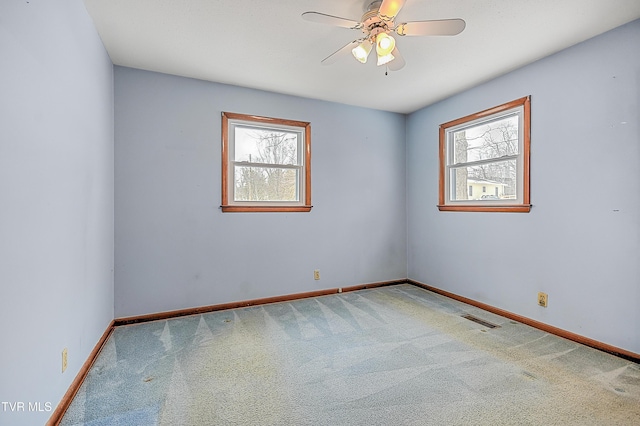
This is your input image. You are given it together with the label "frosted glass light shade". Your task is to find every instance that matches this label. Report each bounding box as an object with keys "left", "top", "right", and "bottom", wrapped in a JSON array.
[
  {"left": 377, "top": 52, "right": 395, "bottom": 66},
  {"left": 352, "top": 40, "right": 373, "bottom": 63},
  {"left": 376, "top": 33, "right": 395, "bottom": 56}
]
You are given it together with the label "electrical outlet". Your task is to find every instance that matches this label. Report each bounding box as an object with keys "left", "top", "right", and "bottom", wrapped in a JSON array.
[
  {"left": 314, "top": 269, "right": 320, "bottom": 280},
  {"left": 62, "top": 348, "right": 68, "bottom": 373},
  {"left": 538, "top": 292, "right": 548, "bottom": 308}
]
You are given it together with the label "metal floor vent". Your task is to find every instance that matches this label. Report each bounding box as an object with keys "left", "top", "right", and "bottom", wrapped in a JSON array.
[{"left": 461, "top": 314, "right": 500, "bottom": 329}]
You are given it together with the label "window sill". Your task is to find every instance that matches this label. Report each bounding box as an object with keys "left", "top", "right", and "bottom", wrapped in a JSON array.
[
  {"left": 221, "top": 205, "right": 313, "bottom": 213},
  {"left": 437, "top": 204, "right": 531, "bottom": 213}
]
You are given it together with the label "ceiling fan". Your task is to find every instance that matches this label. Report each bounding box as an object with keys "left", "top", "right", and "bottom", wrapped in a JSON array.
[{"left": 302, "top": 0, "right": 466, "bottom": 71}]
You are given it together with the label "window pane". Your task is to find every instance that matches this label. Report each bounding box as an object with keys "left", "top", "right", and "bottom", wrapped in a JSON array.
[
  {"left": 453, "top": 114, "right": 519, "bottom": 164},
  {"left": 234, "top": 166, "right": 299, "bottom": 202},
  {"left": 234, "top": 126, "right": 299, "bottom": 165},
  {"left": 450, "top": 159, "right": 517, "bottom": 201}
]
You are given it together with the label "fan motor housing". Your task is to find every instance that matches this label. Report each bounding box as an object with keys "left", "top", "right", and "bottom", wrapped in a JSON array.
[{"left": 360, "top": 1, "right": 390, "bottom": 38}]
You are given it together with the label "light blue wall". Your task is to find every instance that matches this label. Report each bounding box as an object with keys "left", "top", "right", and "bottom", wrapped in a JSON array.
[
  {"left": 0, "top": 1, "right": 114, "bottom": 425},
  {"left": 407, "top": 20, "right": 640, "bottom": 354},
  {"left": 1, "top": 4, "right": 637, "bottom": 421},
  {"left": 114, "top": 67, "right": 407, "bottom": 317}
]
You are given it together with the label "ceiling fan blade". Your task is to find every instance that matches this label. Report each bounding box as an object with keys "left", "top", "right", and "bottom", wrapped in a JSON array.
[
  {"left": 387, "top": 47, "right": 405, "bottom": 71},
  {"left": 302, "top": 12, "right": 361, "bottom": 29},
  {"left": 321, "top": 40, "right": 361, "bottom": 65},
  {"left": 378, "top": 0, "right": 407, "bottom": 20},
  {"left": 396, "top": 19, "right": 466, "bottom": 36}
]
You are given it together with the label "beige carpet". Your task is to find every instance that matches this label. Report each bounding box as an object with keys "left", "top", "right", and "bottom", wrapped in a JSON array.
[{"left": 61, "top": 284, "right": 640, "bottom": 425}]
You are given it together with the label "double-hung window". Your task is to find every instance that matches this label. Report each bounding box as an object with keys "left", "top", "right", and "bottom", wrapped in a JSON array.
[
  {"left": 438, "top": 96, "right": 531, "bottom": 212},
  {"left": 221, "top": 112, "right": 311, "bottom": 212}
]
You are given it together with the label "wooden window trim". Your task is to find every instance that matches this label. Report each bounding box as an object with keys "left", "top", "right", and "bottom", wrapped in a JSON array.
[
  {"left": 438, "top": 96, "right": 531, "bottom": 213},
  {"left": 221, "top": 112, "right": 312, "bottom": 213}
]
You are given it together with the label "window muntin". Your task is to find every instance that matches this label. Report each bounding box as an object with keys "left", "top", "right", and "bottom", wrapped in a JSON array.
[
  {"left": 438, "top": 96, "right": 531, "bottom": 212},
  {"left": 222, "top": 112, "right": 311, "bottom": 212}
]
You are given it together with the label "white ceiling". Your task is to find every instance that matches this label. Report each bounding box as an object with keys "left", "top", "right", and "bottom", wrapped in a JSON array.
[{"left": 83, "top": 0, "right": 640, "bottom": 114}]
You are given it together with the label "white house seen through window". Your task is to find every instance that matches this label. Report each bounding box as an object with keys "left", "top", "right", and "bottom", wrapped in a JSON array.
[{"left": 438, "top": 96, "right": 531, "bottom": 213}]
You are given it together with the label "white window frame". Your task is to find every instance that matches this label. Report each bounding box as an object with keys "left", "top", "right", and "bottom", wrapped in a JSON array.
[
  {"left": 438, "top": 96, "right": 531, "bottom": 213},
  {"left": 221, "top": 112, "right": 312, "bottom": 213}
]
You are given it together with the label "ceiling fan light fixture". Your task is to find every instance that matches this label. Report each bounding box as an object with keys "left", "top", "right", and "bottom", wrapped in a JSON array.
[
  {"left": 376, "top": 32, "right": 395, "bottom": 56},
  {"left": 376, "top": 32, "right": 396, "bottom": 65},
  {"left": 377, "top": 51, "right": 395, "bottom": 66},
  {"left": 352, "top": 40, "right": 373, "bottom": 63}
]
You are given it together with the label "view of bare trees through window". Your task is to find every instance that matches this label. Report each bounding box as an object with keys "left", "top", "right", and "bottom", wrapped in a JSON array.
[
  {"left": 233, "top": 127, "right": 300, "bottom": 202},
  {"left": 439, "top": 96, "right": 529, "bottom": 212},
  {"left": 451, "top": 114, "right": 519, "bottom": 201}
]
